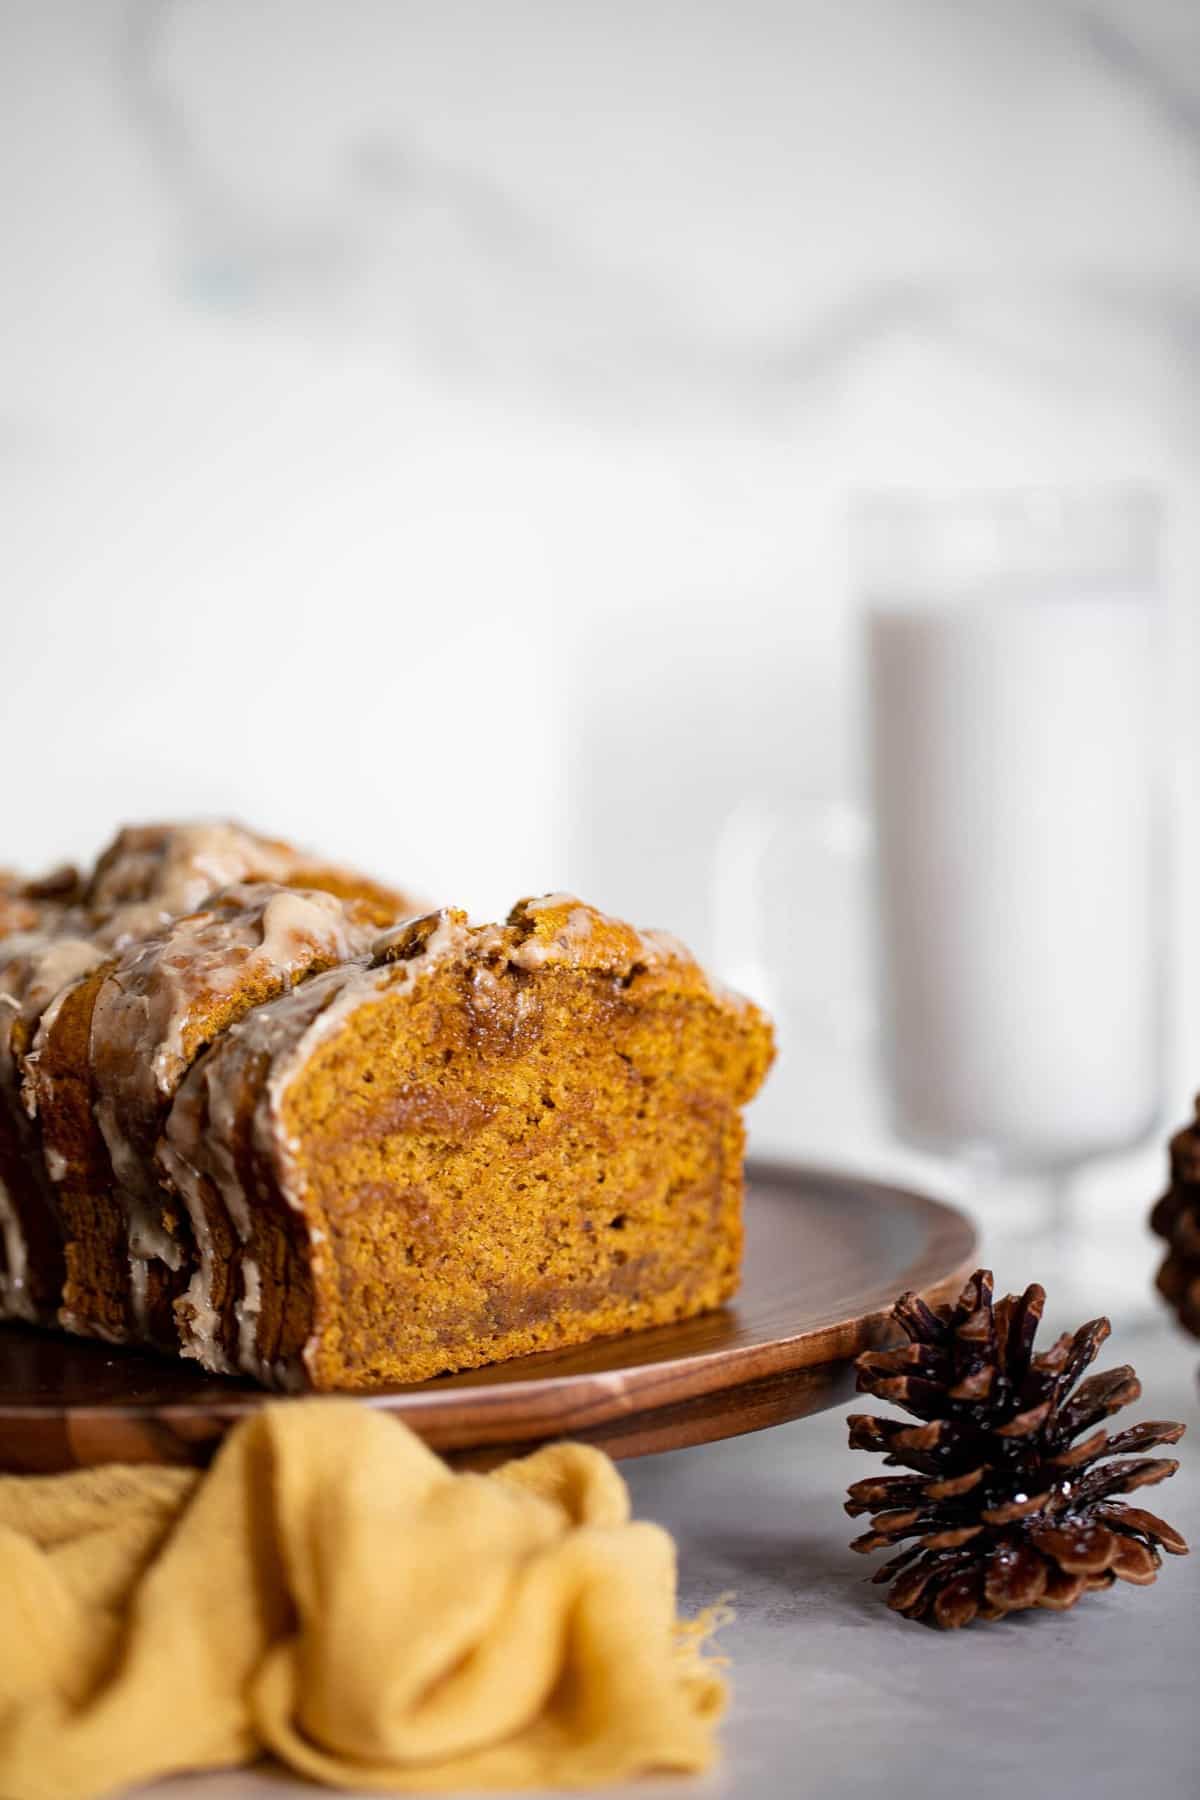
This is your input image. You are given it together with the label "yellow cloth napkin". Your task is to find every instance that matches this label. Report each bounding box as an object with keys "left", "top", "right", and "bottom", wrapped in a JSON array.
[{"left": 0, "top": 1402, "right": 727, "bottom": 1799}]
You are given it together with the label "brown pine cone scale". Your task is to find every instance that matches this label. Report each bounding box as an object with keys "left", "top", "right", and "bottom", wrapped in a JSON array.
[{"left": 846, "top": 1271, "right": 1187, "bottom": 1629}]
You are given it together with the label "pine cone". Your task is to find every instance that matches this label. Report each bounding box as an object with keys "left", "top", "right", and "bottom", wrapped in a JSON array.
[
  {"left": 846, "top": 1271, "right": 1188, "bottom": 1629},
  {"left": 1151, "top": 1110, "right": 1200, "bottom": 1336}
]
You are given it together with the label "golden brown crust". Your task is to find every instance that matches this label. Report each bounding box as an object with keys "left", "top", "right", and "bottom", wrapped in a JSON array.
[{"left": 286, "top": 865, "right": 416, "bottom": 930}]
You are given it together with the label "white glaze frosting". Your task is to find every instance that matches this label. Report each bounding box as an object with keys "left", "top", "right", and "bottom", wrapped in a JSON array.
[
  {"left": 160, "top": 963, "right": 357, "bottom": 1375},
  {"left": 87, "top": 822, "right": 302, "bottom": 950},
  {"left": 90, "top": 883, "right": 380, "bottom": 1334}
]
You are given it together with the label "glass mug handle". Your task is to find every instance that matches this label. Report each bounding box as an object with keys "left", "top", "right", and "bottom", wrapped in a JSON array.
[{"left": 711, "top": 798, "right": 876, "bottom": 1054}]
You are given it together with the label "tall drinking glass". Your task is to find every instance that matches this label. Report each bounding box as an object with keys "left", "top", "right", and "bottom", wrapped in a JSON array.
[{"left": 857, "top": 490, "right": 1165, "bottom": 1302}]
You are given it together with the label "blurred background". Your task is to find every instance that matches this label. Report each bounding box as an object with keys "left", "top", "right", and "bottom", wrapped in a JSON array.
[{"left": 4, "top": 1, "right": 1199, "bottom": 1308}]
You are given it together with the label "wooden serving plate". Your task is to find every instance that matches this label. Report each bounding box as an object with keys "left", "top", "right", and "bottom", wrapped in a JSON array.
[{"left": 0, "top": 1161, "right": 976, "bottom": 1474}]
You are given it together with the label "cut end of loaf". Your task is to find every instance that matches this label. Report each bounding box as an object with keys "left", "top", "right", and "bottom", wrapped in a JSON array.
[{"left": 284, "top": 899, "right": 773, "bottom": 1389}]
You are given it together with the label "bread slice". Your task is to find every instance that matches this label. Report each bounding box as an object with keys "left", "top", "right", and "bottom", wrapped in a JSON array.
[
  {"left": 27, "top": 885, "right": 385, "bottom": 1346},
  {"left": 160, "top": 897, "right": 774, "bottom": 1389}
]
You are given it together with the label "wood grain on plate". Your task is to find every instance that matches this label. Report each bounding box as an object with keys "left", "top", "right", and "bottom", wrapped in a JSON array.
[{"left": 0, "top": 1160, "right": 976, "bottom": 1473}]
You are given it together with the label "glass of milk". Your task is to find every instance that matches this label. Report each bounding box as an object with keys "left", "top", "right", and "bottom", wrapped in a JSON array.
[{"left": 859, "top": 489, "right": 1165, "bottom": 1276}]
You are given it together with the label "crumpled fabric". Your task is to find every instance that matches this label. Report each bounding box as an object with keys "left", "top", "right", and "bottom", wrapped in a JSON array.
[{"left": 0, "top": 1401, "right": 726, "bottom": 1798}]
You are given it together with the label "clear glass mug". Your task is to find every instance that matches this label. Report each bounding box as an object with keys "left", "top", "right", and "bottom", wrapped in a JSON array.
[{"left": 717, "top": 488, "right": 1167, "bottom": 1306}]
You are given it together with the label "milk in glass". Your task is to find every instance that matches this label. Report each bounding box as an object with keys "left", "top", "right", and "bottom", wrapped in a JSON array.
[{"left": 866, "top": 593, "right": 1159, "bottom": 1166}]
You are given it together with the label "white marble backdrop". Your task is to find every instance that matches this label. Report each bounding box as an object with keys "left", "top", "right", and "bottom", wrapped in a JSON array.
[{"left": 2, "top": 2, "right": 1198, "bottom": 1278}]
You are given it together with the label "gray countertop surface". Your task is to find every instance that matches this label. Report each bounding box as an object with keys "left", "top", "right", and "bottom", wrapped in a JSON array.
[{"left": 140, "top": 1314, "right": 1199, "bottom": 1800}]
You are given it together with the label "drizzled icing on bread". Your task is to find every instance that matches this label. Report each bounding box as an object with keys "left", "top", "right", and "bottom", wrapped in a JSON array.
[
  {"left": 89, "top": 884, "right": 382, "bottom": 1333},
  {"left": 0, "top": 932, "right": 107, "bottom": 1319},
  {"left": 0, "top": 822, "right": 414, "bottom": 1345}
]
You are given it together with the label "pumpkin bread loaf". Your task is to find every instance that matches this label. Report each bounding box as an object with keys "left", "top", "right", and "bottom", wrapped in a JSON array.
[{"left": 1, "top": 830, "right": 773, "bottom": 1390}]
